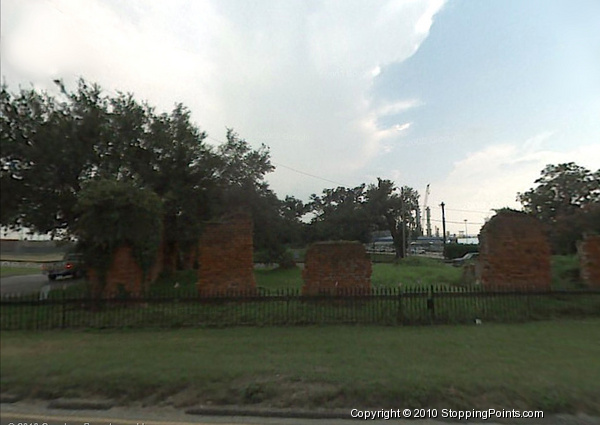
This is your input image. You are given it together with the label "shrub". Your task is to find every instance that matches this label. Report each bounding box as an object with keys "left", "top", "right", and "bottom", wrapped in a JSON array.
[
  {"left": 444, "top": 243, "right": 478, "bottom": 260},
  {"left": 74, "top": 179, "right": 163, "bottom": 292}
]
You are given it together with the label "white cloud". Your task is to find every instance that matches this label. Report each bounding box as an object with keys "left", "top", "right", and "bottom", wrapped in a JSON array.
[
  {"left": 376, "top": 99, "right": 423, "bottom": 116},
  {"left": 427, "top": 133, "right": 600, "bottom": 235},
  {"left": 1, "top": 0, "right": 446, "bottom": 201},
  {"left": 395, "top": 123, "right": 412, "bottom": 132}
]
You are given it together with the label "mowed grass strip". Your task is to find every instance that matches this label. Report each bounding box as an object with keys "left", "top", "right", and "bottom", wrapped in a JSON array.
[
  {"left": 0, "top": 266, "right": 42, "bottom": 278},
  {"left": 2, "top": 319, "right": 599, "bottom": 413},
  {"left": 254, "top": 258, "right": 462, "bottom": 291},
  {"left": 0, "top": 253, "right": 65, "bottom": 262}
]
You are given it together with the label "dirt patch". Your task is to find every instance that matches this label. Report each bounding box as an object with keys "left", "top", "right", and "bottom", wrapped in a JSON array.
[{"left": 159, "top": 376, "right": 343, "bottom": 409}]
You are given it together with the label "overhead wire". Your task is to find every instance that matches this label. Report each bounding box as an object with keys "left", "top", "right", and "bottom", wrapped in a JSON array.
[{"left": 207, "top": 136, "right": 497, "bottom": 217}]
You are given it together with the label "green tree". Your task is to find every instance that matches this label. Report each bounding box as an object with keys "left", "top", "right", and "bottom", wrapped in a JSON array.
[
  {"left": 211, "top": 129, "right": 283, "bottom": 258},
  {"left": 1, "top": 80, "right": 215, "bottom": 250},
  {"left": 518, "top": 162, "right": 599, "bottom": 222},
  {"left": 1, "top": 80, "right": 107, "bottom": 234},
  {"left": 74, "top": 179, "right": 162, "bottom": 294},
  {"left": 307, "top": 184, "right": 371, "bottom": 243},
  {"left": 1, "top": 79, "right": 303, "bottom": 267},
  {"left": 365, "top": 178, "right": 420, "bottom": 258},
  {"left": 518, "top": 162, "right": 600, "bottom": 254},
  {"left": 306, "top": 179, "right": 420, "bottom": 258}
]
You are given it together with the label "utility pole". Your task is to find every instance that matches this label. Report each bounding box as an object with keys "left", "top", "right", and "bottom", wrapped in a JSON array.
[
  {"left": 401, "top": 187, "right": 406, "bottom": 258},
  {"left": 441, "top": 202, "right": 447, "bottom": 250}
]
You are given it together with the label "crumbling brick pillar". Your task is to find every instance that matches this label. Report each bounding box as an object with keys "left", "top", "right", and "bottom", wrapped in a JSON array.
[
  {"left": 147, "top": 238, "right": 165, "bottom": 282},
  {"left": 88, "top": 245, "right": 144, "bottom": 297},
  {"left": 302, "top": 241, "right": 372, "bottom": 295},
  {"left": 197, "top": 214, "right": 256, "bottom": 293},
  {"left": 182, "top": 241, "right": 199, "bottom": 270},
  {"left": 578, "top": 234, "right": 600, "bottom": 288},
  {"left": 477, "top": 211, "right": 551, "bottom": 290},
  {"left": 162, "top": 240, "right": 179, "bottom": 274}
]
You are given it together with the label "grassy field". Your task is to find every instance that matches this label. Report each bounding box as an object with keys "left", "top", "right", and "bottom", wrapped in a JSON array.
[
  {"left": 1, "top": 319, "right": 599, "bottom": 413},
  {"left": 0, "top": 266, "right": 41, "bottom": 278},
  {"left": 123, "top": 258, "right": 462, "bottom": 294},
  {"left": 0, "top": 252, "right": 583, "bottom": 289},
  {"left": 0, "top": 253, "right": 65, "bottom": 262},
  {"left": 551, "top": 255, "right": 584, "bottom": 289},
  {"left": 255, "top": 257, "right": 462, "bottom": 290}
]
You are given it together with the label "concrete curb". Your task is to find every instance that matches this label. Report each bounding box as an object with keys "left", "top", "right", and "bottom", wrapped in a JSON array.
[
  {"left": 0, "top": 393, "right": 21, "bottom": 403},
  {"left": 185, "top": 405, "right": 353, "bottom": 420},
  {"left": 47, "top": 398, "right": 115, "bottom": 410}
]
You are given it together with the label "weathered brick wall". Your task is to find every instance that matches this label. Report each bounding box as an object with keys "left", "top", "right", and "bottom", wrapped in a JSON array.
[
  {"left": 197, "top": 215, "right": 256, "bottom": 293},
  {"left": 88, "top": 245, "right": 144, "bottom": 297},
  {"left": 477, "top": 211, "right": 551, "bottom": 290},
  {"left": 302, "top": 241, "right": 372, "bottom": 295},
  {"left": 162, "top": 240, "right": 179, "bottom": 274},
  {"left": 182, "top": 241, "right": 199, "bottom": 270},
  {"left": 578, "top": 234, "right": 600, "bottom": 288},
  {"left": 148, "top": 239, "right": 165, "bottom": 282}
]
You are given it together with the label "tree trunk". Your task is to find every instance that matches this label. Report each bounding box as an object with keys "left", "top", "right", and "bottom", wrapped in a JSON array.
[{"left": 385, "top": 213, "right": 404, "bottom": 259}]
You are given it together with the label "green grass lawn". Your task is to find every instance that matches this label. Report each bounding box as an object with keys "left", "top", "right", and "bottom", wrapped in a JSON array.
[
  {"left": 0, "top": 253, "right": 65, "bottom": 262},
  {"left": 141, "top": 258, "right": 462, "bottom": 294},
  {"left": 551, "top": 255, "right": 584, "bottom": 290},
  {"left": 0, "top": 266, "right": 42, "bottom": 278},
  {"left": 1, "top": 320, "right": 599, "bottom": 413},
  {"left": 254, "top": 257, "right": 461, "bottom": 291}
]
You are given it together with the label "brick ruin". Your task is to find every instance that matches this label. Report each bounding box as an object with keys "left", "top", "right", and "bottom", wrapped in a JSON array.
[
  {"left": 88, "top": 245, "right": 157, "bottom": 297},
  {"left": 578, "top": 234, "right": 600, "bottom": 288},
  {"left": 302, "top": 241, "right": 372, "bottom": 295},
  {"left": 197, "top": 214, "right": 256, "bottom": 293},
  {"left": 477, "top": 210, "right": 551, "bottom": 290}
]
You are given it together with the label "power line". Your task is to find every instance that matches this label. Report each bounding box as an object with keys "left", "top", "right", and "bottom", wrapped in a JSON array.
[
  {"left": 429, "top": 218, "right": 486, "bottom": 226},
  {"left": 430, "top": 206, "right": 493, "bottom": 214},
  {"left": 208, "top": 136, "right": 492, "bottom": 217},
  {"left": 273, "top": 162, "right": 348, "bottom": 187},
  {"left": 206, "top": 135, "right": 350, "bottom": 187}
]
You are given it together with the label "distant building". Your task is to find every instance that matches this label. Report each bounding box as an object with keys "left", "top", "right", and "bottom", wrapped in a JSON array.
[
  {"left": 411, "top": 236, "right": 444, "bottom": 253},
  {"left": 457, "top": 237, "right": 479, "bottom": 245}
]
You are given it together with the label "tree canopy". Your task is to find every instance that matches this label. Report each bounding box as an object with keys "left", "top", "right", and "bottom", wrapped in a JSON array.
[
  {"left": 1, "top": 79, "right": 281, "bottom": 263},
  {"left": 74, "top": 178, "right": 163, "bottom": 288},
  {"left": 518, "top": 162, "right": 600, "bottom": 254},
  {"left": 307, "top": 179, "right": 420, "bottom": 258},
  {"left": 1, "top": 78, "right": 426, "bottom": 266},
  {"left": 518, "top": 162, "right": 599, "bottom": 223}
]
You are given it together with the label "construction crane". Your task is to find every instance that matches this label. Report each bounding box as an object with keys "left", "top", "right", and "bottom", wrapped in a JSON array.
[{"left": 422, "top": 184, "right": 432, "bottom": 237}]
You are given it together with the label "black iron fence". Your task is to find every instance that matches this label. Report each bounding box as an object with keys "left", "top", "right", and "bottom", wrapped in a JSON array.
[{"left": 1, "top": 286, "right": 599, "bottom": 330}]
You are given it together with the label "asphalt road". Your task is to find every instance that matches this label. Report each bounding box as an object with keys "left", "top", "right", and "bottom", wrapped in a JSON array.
[
  {"left": 0, "top": 408, "right": 540, "bottom": 425},
  {"left": 3, "top": 401, "right": 594, "bottom": 425},
  {"left": 0, "top": 273, "right": 81, "bottom": 296}
]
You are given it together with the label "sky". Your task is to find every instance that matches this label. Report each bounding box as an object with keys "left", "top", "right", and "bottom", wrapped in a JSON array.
[{"left": 2, "top": 0, "right": 599, "bottom": 237}]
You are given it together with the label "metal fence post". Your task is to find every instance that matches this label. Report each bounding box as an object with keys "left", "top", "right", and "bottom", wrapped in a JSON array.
[
  {"left": 396, "top": 287, "right": 403, "bottom": 325},
  {"left": 427, "top": 285, "right": 435, "bottom": 323},
  {"left": 61, "top": 288, "right": 66, "bottom": 329}
]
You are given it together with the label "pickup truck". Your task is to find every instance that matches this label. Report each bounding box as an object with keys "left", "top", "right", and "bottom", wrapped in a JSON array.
[
  {"left": 445, "top": 252, "right": 479, "bottom": 267},
  {"left": 41, "top": 253, "right": 85, "bottom": 280}
]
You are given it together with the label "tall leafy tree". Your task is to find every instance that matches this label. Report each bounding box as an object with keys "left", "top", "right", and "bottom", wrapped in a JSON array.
[
  {"left": 74, "top": 179, "right": 163, "bottom": 294},
  {"left": 518, "top": 162, "right": 600, "bottom": 254},
  {"left": 365, "top": 178, "right": 420, "bottom": 258},
  {"left": 518, "top": 162, "right": 599, "bottom": 222},
  {"left": 211, "top": 129, "right": 292, "bottom": 261},
  {"left": 1, "top": 80, "right": 108, "bottom": 235},
  {"left": 306, "top": 179, "right": 420, "bottom": 258},
  {"left": 307, "top": 184, "right": 371, "bottom": 243},
  {"left": 1, "top": 79, "right": 215, "bottom": 250}
]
